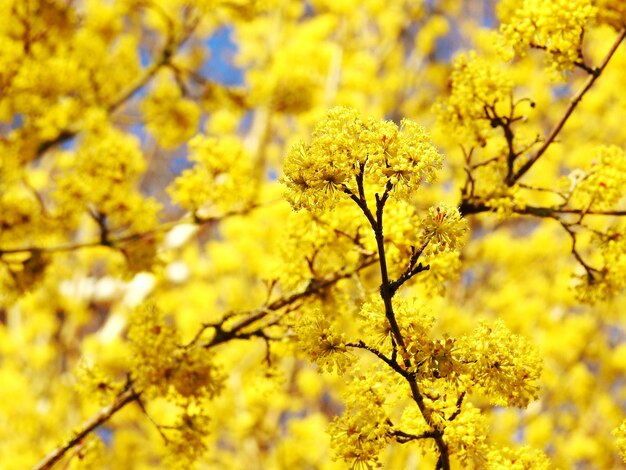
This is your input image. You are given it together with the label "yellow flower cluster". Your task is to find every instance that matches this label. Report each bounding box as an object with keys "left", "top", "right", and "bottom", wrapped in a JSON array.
[
  {"left": 142, "top": 73, "right": 201, "bottom": 149},
  {"left": 443, "top": 412, "right": 549, "bottom": 468},
  {"left": 74, "top": 359, "right": 123, "bottom": 406},
  {"left": 421, "top": 204, "right": 469, "bottom": 254},
  {"left": 613, "top": 419, "right": 626, "bottom": 463},
  {"left": 418, "top": 250, "right": 463, "bottom": 296},
  {"left": 277, "top": 200, "right": 373, "bottom": 290},
  {"left": 167, "top": 135, "right": 255, "bottom": 215},
  {"left": 498, "top": 0, "right": 596, "bottom": 73},
  {"left": 435, "top": 52, "right": 513, "bottom": 146},
  {"left": 162, "top": 408, "right": 213, "bottom": 467},
  {"left": 0, "top": 186, "right": 47, "bottom": 249},
  {"left": 359, "top": 296, "right": 434, "bottom": 357},
  {"left": 294, "top": 308, "right": 352, "bottom": 374},
  {"left": 282, "top": 106, "right": 442, "bottom": 211},
  {"left": 53, "top": 125, "right": 161, "bottom": 234},
  {"left": 0, "top": 250, "right": 49, "bottom": 302},
  {"left": 472, "top": 158, "right": 523, "bottom": 219},
  {"left": 567, "top": 145, "right": 626, "bottom": 211},
  {"left": 443, "top": 403, "right": 489, "bottom": 464},
  {"left": 486, "top": 446, "right": 551, "bottom": 469},
  {"left": 0, "top": 0, "right": 141, "bottom": 149},
  {"left": 246, "top": 35, "right": 330, "bottom": 113},
  {"left": 128, "top": 305, "right": 224, "bottom": 402},
  {"left": 576, "top": 223, "right": 626, "bottom": 302},
  {"left": 460, "top": 320, "right": 542, "bottom": 408},
  {"left": 328, "top": 372, "right": 391, "bottom": 469},
  {"left": 376, "top": 199, "right": 423, "bottom": 272},
  {"left": 595, "top": 0, "right": 626, "bottom": 29}
]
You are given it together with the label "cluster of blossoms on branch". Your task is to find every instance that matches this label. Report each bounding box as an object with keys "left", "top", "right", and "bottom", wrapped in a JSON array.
[
  {"left": 283, "top": 107, "right": 543, "bottom": 468},
  {"left": 3, "top": 0, "right": 626, "bottom": 468}
]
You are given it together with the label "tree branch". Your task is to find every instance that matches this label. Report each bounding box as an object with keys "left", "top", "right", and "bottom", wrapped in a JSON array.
[
  {"left": 346, "top": 170, "right": 451, "bottom": 469},
  {"left": 33, "top": 386, "right": 140, "bottom": 470},
  {"left": 205, "top": 254, "right": 378, "bottom": 348},
  {"left": 0, "top": 204, "right": 266, "bottom": 256},
  {"left": 511, "top": 27, "right": 626, "bottom": 184}
]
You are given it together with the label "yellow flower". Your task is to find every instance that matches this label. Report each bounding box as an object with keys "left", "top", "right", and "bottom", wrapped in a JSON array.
[
  {"left": 422, "top": 204, "right": 469, "bottom": 253},
  {"left": 167, "top": 134, "right": 255, "bottom": 214},
  {"left": 142, "top": 72, "right": 201, "bottom": 149}
]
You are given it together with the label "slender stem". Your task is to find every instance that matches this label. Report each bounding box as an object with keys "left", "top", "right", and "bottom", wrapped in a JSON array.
[
  {"left": 372, "top": 185, "right": 408, "bottom": 354},
  {"left": 389, "top": 240, "right": 432, "bottom": 296},
  {"left": 346, "top": 340, "right": 407, "bottom": 377},
  {"left": 407, "top": 381, "right": 450, "bottom": 470},
  {"left": 390, "top": 429, "right": 437, "bottom": 443}
]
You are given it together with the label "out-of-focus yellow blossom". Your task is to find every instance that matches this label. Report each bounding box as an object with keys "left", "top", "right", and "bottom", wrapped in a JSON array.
[
  {"left": 167, "top": 134, "right": 255, "bottom": 214},
  {"left": 614, "top": 419, "right": 626, "bottom": 463},
  {"left": 74, "top": 359, "right": 125, "bottom": 406},
  {"left": 53, "top": 126, "right": 161, "bottom": 235},
  {"left": 241, "top": 13, "right": 334, "bottom": 114},
  {"left": 142, "top": 72, "right": 201, "bottom": 149},
  {"left": 128, "top": 305, "right": 224, "bottom": 402},
  {"left": 416, "top": 15, "right": 449, "bottom": 56},
  {"left": 566, "top": 145, "right": 626, "bottom": 211},
  {"left": 595, "top": 0, "right": 626, "bottom": 29},
  {"left": 486, "top": 445, "right": 551, "bottom": 469},
  {"left": 574, "top": 221, "right": 626, "bottom": 302},
  {"left": 0, "top": 185, "right": 48, "bottom": 249}
]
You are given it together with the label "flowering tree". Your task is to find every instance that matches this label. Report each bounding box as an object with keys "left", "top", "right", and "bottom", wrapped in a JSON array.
[{"left": 2, "top": 0, "right": 626, "bottom": 469}]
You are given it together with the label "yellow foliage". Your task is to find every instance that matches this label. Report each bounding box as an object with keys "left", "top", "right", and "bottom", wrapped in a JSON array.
[{"left": 2, "top": 0, "right": 626, "bottom": 469}]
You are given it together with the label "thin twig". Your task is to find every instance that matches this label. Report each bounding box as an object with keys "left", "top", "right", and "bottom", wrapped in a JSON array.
[
  {"left": 346, "top": 340, "right": 407, "bottom": 377},
  {"left": 390, "top": 429, "right": 437, "bottom": 444}
]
